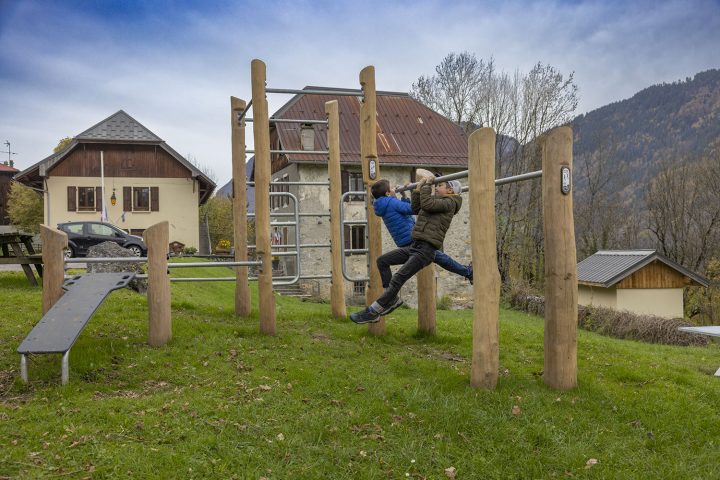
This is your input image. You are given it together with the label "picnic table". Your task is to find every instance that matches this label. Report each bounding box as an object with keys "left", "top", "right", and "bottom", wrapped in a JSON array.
[
  {"left": 0, "top": 232, "right": 43, "bottom": 286},
  {"left": 678, "top": 326, "right": 720, "bottom": 376}
]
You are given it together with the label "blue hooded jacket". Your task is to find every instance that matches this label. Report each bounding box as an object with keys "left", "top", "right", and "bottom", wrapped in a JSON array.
[{"left": 373, "top": 196, "right": 415, "bottom": 247}]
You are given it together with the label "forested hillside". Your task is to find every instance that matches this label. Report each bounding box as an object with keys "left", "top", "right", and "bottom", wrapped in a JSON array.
[{"left": 572, "top": 69, "right": 720, "bottom": 195}]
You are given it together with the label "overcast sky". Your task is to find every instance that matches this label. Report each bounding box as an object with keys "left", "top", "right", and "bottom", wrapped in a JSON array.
[{"left": 1, "top": 0, "right": 718, "bottom": 186}]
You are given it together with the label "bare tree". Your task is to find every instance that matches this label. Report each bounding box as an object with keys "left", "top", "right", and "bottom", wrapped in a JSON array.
[
  {"left": 645, "top": 148, "right": 720, "bottom": 271},
  {"left": 412, "top": 55, "right": 579, "bottom": 284}
]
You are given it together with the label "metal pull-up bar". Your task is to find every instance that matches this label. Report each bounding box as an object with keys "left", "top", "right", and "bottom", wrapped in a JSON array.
[
  {"left": 245, "top": 149, "right": 329, "bottom": 155},
  {"left": 246, "top": 118, "right": 329, "bottom": 125},
  {"left": 394, "top": 169, "right": 543, "bottom": 194}
]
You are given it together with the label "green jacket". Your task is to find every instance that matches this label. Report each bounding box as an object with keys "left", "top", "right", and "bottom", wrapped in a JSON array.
[{"left": 410, "top": 185, "right": 463, "bottom": 250}]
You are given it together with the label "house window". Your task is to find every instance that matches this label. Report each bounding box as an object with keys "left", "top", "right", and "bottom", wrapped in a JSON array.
[
  {"left": 344, "top": 225, "right": 366, "bottom": 252},
  {"left": 77, "top": 187, "right": 96, "bottom": 211},
  {"left": 130, "top": 229, "right": 145, "bottom": 237},
  {"left": 341, "top": 171, "right": 365, "bottom": 201},
  {"left": 270, "top": 175, "right": 290, "bottom": 210},
  {"left": 133, "top": 187, "right": 150, "bottom": 211},
  {"left": 123, "top": 186, "right": 159, "bottom": 212},
  {"left": 353, "top": 281, "right": 366, "bottom": 297}
]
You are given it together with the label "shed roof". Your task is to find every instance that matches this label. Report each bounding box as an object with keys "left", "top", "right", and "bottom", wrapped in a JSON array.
[
  {"left": 577, "top": 250, "right": 709, "bottom": 288},
  {"left": 270, "top": 87, "right": 468, "bottom": 168},
  {"left": 0, "top": 163, "right": 19, "bottom": 173}
]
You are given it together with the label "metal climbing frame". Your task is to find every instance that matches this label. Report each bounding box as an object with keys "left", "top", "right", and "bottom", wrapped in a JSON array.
[
  {"left": 339, "top": 191, "right": 370, "bottom": 282},
  {"left": 395, "top": 169, "right": 544, "bottom": 194}
]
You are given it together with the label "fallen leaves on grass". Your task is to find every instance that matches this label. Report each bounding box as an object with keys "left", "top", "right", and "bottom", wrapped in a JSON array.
[
  {"left": 512, "top": 405, "right": 521, "bottom": 416},
  {"left": 445, "top": 466, "right": 457, "bottom": 478},
  {"left": 585, "top": 458, "right": 598, "bottom": 469}
]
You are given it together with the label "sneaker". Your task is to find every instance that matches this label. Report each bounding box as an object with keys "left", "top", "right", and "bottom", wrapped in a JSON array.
[
  {"left": 350, "top": 306, "right": 381, "bottom": 324},
  {"left": 466, "top": 262, "right": 473, "bottom": 285},
  {"left": 380, "top": 296, "right": 404, "bottom": 316}
]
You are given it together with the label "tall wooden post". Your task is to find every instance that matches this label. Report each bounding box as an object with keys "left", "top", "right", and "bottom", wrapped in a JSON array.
[
  {"left": 145, "top": 221, "right": 171, "bottom": 347},
  {"left": 40, "top": 225, "right": 67, "bottom": 315},
  {"left": 231, "top": 96, "right": 252, "bottom": 317},
  {"left": 542, "top": 126, "right": 577, "bottom": 390},
  {"left": 417, "top": 266, "right": 436, "bottom": 335},
  {"left": 469, "top": 128, "right": 500, "bottom": 389},
  {"left": 326, "top": 100, "right": 347, "bottom": 319},
  {"left": 359, "top": 66, "right": 385, "bottom": 335},
  {"left": 251, "top": 59, "right": 277, "bottom": 335}
]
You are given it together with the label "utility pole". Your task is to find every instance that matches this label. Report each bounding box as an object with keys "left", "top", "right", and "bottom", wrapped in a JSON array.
[{"left": 1, "top": 141, "right": 18, "bottom": 167}]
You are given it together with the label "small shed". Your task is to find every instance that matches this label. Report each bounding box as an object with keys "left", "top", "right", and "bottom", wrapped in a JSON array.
[{"left": 577, "top": 250, "right": 709, "bottom": 318}]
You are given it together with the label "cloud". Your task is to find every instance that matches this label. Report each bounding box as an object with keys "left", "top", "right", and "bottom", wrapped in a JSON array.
[{"left": 1, "top": 0, "right": 718, "bottom": 184}]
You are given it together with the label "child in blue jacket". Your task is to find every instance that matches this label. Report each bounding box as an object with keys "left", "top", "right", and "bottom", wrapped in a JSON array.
[{"left": 370, "top": 178, "right": 472, "bottom": 283}]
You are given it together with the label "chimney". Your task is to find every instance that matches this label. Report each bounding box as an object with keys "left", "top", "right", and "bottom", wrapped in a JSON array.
[{"left": 300, "top": 124, "right": 314, "bottom": 151}]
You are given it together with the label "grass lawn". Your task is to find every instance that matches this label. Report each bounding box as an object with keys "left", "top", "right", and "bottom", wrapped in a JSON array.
[{"left": 1, "top": 266, "right": 719, "bottom": 479}]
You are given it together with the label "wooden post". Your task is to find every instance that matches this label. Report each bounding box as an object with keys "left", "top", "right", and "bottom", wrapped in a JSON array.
[
  {"left": 40, "top": 225, "right": 67, "bottom": 315},
  {"left": 417, "top": 266, "right": 436, "bottom": 335},
  {"left": 542, "top": 126, "right": 578, "bottom": 390},
  {"left": 326, "top": 100, "right": 347, "bottom": 319},
  {"left": 251, "top": 59, "right": 277, "bottom": 335},
  {"left": 144, "top": 221, "right": 171, "bottom": 347},
  {"left": 359, "top": 65, "right": 385, "bottom": 335},
  {"left": 231, "top": 96, "right": 252, "bottom": 317},
  {"left": 469, "top": 128, "right": 500, "bottom": 389}
]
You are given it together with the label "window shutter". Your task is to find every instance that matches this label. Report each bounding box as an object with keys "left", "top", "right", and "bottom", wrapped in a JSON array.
[
  {"left": 410, "top": 168, "right": 416, "bottom": 183},
  {"left": 344, "top": 225, "right": 350, "bottom": 250},
  {"left": 150, "top": 186, "right": 159, "bottom": 211},
  {"left": 67, "top": 186, "right": 76, "bottom": 212},
  {"left": 341, "top": 170, "right": 349, "bottom": 201},
  {"left": 95, "top": 187, "right": 102, "bottom": 212},
  {"left": 123, "top": 186, "right": 131, "bottom": 211}
]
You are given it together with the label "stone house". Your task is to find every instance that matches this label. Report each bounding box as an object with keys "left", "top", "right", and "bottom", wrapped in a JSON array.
[
  {"left": 244, "top": 87, "right": 475, "bottom": 305},
  {"left": 577, "top": 250, "right": 709, "bottom": 318},
  {"left": 15, "top": 111, "right": 215, "bottom": 248}
]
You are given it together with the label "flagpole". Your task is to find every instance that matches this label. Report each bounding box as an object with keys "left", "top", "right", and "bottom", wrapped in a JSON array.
[{"left": 100, "top": 151, "right": 106, "bottom": 222}]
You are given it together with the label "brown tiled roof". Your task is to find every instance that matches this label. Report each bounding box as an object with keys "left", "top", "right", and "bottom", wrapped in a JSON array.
[
  {"left": 0, "top": 163, "right": 19, "bottom": 173},
  {"left": 273, "top": 88, "right": 468, "bottom": 167}
]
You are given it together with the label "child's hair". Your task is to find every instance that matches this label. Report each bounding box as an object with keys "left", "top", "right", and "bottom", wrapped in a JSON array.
[{"left": 371, "top": 179, "right": 391, "bottom": 199}]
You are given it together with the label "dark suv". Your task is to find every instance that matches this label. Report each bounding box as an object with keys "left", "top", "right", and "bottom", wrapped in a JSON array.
[{"left": 58, "top": 221, "right": 147, "bottom": 258}]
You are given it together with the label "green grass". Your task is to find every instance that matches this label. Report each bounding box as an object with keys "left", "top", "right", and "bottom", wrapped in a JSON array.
[{"left": 1, "top": 267, "right": 719, "bottom": 479}]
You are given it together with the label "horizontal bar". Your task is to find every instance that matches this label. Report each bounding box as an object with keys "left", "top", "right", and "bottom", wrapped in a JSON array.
[
  {"left": 168, "top": 261, "right": 262, "bottom": 268},
  {"left": 271, "top": 221, "right": 296, "bottom": 227},
  {"left": 494, "top": 170, "right": 543, "bottom": 186},
  {"left": 246, "top": 118, "right": 328, "bottom": 125},
  {"left": 343, "top": 220, "right": 368, "bottom": 226},
  {"left": 246, "top": 243, "right": 331, "bottom": 249},
  {"left": 238, "top": 100, "right": 252, "bottom": 121},
  {"left": 64, "top": 273, "right": 148, "bottom": 280},
  {"left": 66, "top": 257, "right": 148, "bottom": 264},
  {"left": 274, "top": 251, "right": 298, "bottom": 257},
  {"left": 395, "top": 170, "right": 469, "bottom": 193},
  {"left": 246, "top": 181, "right": 330, "bottom": 186},
  {"left": 395, "top": 169, "right": 543, "bottom": 193},
  {"left": 247, "top": 212, "right": 330, "bottom": 218},
  {"left": 344, "top": 248, "right": 368, "bottom": 254},
  {"left": 246, "top": 150, "right": 329, "bottom": 155},
  {"left": 266, "top": 88, "right": 364, "bottom": 96},
  {"left": 170, "top": 277, "right": 238, "bottom": 282}
]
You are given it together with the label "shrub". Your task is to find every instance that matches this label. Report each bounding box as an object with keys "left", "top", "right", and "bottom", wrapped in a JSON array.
[
  {"left": 437, "top": 294, "right": 453, "bottom": 310},
  {"left": 183, "top": 246, "right": 198, "bottom": 255},
  {"left": 507, "top": 288, "right": 709, "bottom": 347}
]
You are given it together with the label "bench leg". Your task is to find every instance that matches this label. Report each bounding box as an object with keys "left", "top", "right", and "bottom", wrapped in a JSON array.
[
  {"left": 61, "top": 351, "right": 70, "bottom": 385},
  {"left": 20, "top": 354, "right": 28, "bottom": 383}
]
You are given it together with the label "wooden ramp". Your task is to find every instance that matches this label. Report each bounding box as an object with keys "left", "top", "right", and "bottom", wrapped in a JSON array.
[{"left": 18, "top": 272, "right": 135, "bottom": 384}]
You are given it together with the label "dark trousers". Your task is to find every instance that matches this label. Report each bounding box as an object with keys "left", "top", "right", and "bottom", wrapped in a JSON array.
[{"left": 376, "top": 240, "right": 436, "bottom": 308}]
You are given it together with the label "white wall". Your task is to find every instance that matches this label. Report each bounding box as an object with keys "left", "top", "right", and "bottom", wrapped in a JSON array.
[
  {"left": 616, "top": 288, "right": 684, "bottom": 319},
  {"left": 46, "top": 176, "right": 200, "bottom": 248},
  {"left": 578, "top": 285, "right": 617, "bottom": 309}
]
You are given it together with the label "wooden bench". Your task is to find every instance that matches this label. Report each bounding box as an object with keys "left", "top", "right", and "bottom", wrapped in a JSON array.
[{"left": 17, "top": 272, "right": 135, "bottom": 384}]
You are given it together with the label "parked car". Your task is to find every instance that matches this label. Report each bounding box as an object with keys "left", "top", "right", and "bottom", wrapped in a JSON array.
[{"left": 57, "top": 221, "right": 147, "bottom": 258}]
